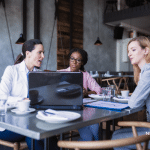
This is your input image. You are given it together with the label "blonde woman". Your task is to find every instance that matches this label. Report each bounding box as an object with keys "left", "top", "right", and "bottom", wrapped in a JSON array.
[{"left": 112, "top": 36, "right": 150, "bottom": 150}]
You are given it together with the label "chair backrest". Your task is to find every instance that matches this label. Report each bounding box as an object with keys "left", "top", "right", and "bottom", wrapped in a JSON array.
[
  {"left": 58, "top": 121, "right": 150, "bottom": 150},
  {"left": 58, "top": 134, "right": 150, "bottom": 150},
  {"left": 44, "top": 70, "right": 53, "bottom": 72},
  {"left": 0, "top": 140, "right": 28, "bottom": 150}
]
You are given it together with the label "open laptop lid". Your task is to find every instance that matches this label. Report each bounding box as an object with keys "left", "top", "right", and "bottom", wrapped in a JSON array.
[{"left": 28, "top": 71, "right": 83, "bottom": 110}]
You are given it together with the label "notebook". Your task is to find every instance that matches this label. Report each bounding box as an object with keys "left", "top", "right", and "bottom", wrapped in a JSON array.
[
  {"left": 28, "top": 71, "right": 83, "bottom": 110},
  {"left": 84, "top": 101, "right": 129, "bottom": 112}
]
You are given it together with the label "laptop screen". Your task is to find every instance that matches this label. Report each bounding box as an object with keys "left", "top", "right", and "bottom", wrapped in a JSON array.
[{"left": 28, "top": 71, "right": 83, "bottom": 110}]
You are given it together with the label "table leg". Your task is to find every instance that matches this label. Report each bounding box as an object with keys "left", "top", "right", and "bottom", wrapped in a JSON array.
[
  {"left": 99, "top": 122, "right": 103, "bottom": 140},
  {"left": 31, "top": 139, "right": 35, "bottom": 150},
  {"left": 60, "top": 133, "right": 63, "bottom": 150},
  {"left": 106, "top": 121, "right": 111, "bottom": 139},
  {"left": 112, "top": 119, "right": 115, "bottom": 132},
  {"left": 44, "top": 138, "right": 49, "bottom": 150}
]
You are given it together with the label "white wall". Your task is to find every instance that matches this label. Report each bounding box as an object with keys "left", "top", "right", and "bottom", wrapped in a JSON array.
[{"left": 116, "top": 29, "right": 133, "bottom": 72}]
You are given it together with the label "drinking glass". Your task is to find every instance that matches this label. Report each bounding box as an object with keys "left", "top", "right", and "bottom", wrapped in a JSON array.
[
  {"left": 106, "top": 87, "right": 111, "bottom": 101},
  {"left": 109, "top": 85, "right": 116, "bottom": 97},
  {"left": 102, "top": 88, "right": 108, "bottom": 101}
]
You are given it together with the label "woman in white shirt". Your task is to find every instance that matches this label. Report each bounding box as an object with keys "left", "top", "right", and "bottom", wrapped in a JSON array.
[{"left": 0, "top": 39, "right": 59, "bottom": 150}]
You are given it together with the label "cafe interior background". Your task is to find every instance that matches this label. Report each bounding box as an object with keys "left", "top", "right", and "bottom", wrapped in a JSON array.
[
  {"left": 0, "top": 0, "right": 149, "bottom": 79},
  {"left": 0, "top": 1, "right": 150, "bottom": 148}
]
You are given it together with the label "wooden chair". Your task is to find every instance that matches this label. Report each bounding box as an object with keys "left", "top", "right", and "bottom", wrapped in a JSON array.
[
  {"left": 44, "top": 70, "right": 53, "bottom": 72},
  {"left": 58, "top": 121, "right": 150, "bottom": 150},
  {"left": 57, "top": 130, "right": 80, "bottom": 141},
  {"left": 0, "top": 140, "right": 28, "bottom": 150},
  {"left": 101, "top": 76, "right": 129, "bottom": 94},
  {"left": 58, "top": 135, "right": 150, "bottom": 150}
]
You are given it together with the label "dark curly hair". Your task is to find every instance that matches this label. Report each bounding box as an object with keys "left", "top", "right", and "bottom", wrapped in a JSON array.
[{"left": 68, "top": 48, "right": 88, "bottom": 71}]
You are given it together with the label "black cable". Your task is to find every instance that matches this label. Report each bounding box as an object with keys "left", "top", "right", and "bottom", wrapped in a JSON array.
[
  {"left": 46, "top": 0, "right": 66, "bottom": 70},
  {"left": 58, "top": 23, "right": 66, "bottom": 68},
  {"left": 46, "top": 17, "right": 56, "bottom": 70},
  {"left": 2, "top": 0, "right": 15, "bottom": 62}
]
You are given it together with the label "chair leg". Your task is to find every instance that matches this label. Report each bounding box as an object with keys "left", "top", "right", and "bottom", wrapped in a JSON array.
[
  {"left": 19, "top": 141, "right": 28, "bottom": 150},
  {"left": 143, "top": 141, "right": 148, "bottom": 150},
  {"left": 14, "top": 142, "right": 19, "bottom": 150},
  {"left": 99, "top": 122, "right": 103, "bottom": 140},
  {"left": 106, "top": 121, "right": 111, "bottom": 139},
  {"left": 69, "top": 131, "right": 73, "bottom": 141}
]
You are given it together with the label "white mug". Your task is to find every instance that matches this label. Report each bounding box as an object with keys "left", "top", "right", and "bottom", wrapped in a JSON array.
[
  {"left": 121, "top": 90, "right": 129, "bottom": 98},
  {"left": 18, "top": 100, "right": 30, "bottom": 112},
  {"left": 118, "top": 73, "right": 122, "bottom": 76}
]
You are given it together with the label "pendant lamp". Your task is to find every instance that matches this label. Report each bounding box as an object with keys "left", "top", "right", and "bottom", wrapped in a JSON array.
[
  {"left": 94, "top": 37, "right": 102, "bottom": 45},
  {"left": 94, "top": 0, "right": 102, "bottom": 45},
  {"left": 15, "top": 33, "right": 25, "bottom": 44}
]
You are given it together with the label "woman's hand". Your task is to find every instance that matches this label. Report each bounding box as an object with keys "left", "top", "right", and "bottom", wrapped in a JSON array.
[
  {"left": 83, "top": 87, "right": 88, "bottom": 97},
  {"left": 87, "top": 91, "right": 97, "bottom": 95},
  {"left": 83, "top": 88, "right": 97, "bottom": 97}
]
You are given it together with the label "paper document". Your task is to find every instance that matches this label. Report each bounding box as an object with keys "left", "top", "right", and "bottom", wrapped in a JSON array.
[
  {"left": 83, "top": 98, "right": 97, "bottom": 104},
  {"left": 85, "top": 101, "right": 129, "bottom": 111}
]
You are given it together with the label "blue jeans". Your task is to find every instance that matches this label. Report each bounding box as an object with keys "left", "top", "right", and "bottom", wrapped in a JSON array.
[
  {"left": 0, "top": 130, "right": 25, "bottom": 142},
  {"left": 78, "top": 123, "right": 99, "bottom": 141},
  {"left": 112, "top": 127, "right": 150, "bottom": 150},
  {"left": 0, "top": 130, "right": 59, "bottom": 150},
  {"left": 25, "top": 136, "right": 59, "bottom": 150}
]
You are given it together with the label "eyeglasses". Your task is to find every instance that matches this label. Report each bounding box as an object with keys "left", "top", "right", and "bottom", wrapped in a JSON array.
[{"left": 70, "top": 57, "right": 82, "bottom": 64}]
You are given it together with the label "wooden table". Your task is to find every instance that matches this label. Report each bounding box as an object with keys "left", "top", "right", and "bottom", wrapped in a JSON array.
[{"left": 95, "top": 75, "right": 134, "bottom": 94}]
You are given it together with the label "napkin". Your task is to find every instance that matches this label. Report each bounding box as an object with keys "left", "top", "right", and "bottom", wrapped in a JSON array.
[
  {"left": 104, "top": 74, "right": 114, "bottom": 77},
  {"left": 37, "top": 109, "right": 68, "bottom": 120},
  {"left": 113, "top": 96, "right": 130, "bottom": 101},
  {"left": 88, "top": 94, "right": 112, "bottom": 99},
  {"left": 83, "top": 98, "right": 97, "bottom": 104},
  {"left": 91, "top": 74, "right": 99, "bottom": 78}
]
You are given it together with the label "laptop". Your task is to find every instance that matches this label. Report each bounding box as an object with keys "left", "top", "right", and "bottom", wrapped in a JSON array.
[{"left": 28, "top": 71, "right": 83, "bottom": 110}]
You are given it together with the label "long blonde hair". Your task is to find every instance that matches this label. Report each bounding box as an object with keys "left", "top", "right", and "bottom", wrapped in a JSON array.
[{"left": 127, "top": 36, "right": 150, "bottom": 84}]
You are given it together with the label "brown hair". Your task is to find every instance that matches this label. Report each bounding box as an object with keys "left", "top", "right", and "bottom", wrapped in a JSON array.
[
  {"left": 14, "top": 39, "right": 43, "bottom": 65},
  {"left": 14, "top": 53, "right": 24, "bottom": 65},
  {"left": 127, "top": 36, "right": 150, "bottom": 84}
]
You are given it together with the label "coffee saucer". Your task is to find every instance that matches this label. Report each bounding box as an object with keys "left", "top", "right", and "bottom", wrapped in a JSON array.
[{"left": 11, "top": 108, "right": 36, "bottom": 115}]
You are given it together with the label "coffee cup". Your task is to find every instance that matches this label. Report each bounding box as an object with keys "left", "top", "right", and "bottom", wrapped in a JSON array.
[
  {"left": 118, "top": 72, "right": 122, "bottom": 76},
  {"left": 18, "top": 100, "right": 30, "bottom": 112},
  {"left": 121, "top": 90, "right": 129, "bottom": 98}
]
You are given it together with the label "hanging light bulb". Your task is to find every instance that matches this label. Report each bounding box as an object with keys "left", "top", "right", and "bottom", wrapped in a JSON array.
[
  {"left": 94, "top": 0, "right": 102, "bottom": 46},
  {"left": 15, "top": 33, "right": 25, "bottom": 44},
  {"left": 94, "top": 37, "right": 102, "bottom": 45}
]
